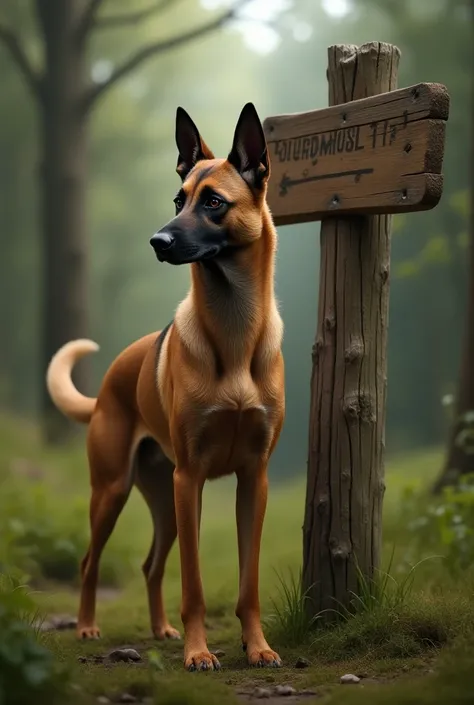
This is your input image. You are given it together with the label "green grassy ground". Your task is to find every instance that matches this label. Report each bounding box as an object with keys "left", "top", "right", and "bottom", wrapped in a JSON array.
[{"left": 1, "top": 416, "right": 474, "bottom": 704}]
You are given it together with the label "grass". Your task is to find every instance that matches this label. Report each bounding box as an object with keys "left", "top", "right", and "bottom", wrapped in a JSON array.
[
  {"left": 265, "top": 567, "right": 319, "bottom": 646},
  {"left": 322, "top": 633, "right": 474, "bottom": 705},
  {"left": 1, "top": 414, "right": 474, "bottom": 703}
]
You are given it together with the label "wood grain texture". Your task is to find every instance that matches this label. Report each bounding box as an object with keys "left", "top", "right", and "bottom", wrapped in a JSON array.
[
  {"left": 264, "top": 82, "right": 449, "bottom": 225},
  {"left": 302, "top": 41, "right": 399, "bottom": 618}
]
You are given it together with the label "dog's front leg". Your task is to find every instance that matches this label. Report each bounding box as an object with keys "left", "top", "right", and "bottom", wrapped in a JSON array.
[
  {"left": 235, "top": 466, "right": 281, "bottom": 668},
  {"left": 173, "top": 468, "right": 219, "bottom": 671}
]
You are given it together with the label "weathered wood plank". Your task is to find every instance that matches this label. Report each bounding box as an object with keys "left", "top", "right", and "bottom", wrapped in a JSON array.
[
  {"left": 263, "top": 83, "right": 449, "bottom": 225},
  {"left": 264, "top": 82, "right": 449, "bottom": 140}
]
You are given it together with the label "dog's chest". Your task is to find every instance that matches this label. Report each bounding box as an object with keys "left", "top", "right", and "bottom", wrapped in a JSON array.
[{"left": 191, "top": 403, "right": 273, "bottom": 478}]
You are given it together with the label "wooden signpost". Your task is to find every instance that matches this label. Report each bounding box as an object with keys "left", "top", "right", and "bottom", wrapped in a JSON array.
[
  {"left": 263, "top": 43, "right": 450, "bottom": 618},
  {"left": 264, "top": 82, "right": 449, "bottom": 225}
]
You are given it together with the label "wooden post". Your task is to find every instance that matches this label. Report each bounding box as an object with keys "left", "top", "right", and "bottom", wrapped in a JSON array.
[
  {"left": 302, "top": 42, "right": 399, "bottom": 616},
  {"left": 263, "top": 42, "right": 449, "bottom": 618}
]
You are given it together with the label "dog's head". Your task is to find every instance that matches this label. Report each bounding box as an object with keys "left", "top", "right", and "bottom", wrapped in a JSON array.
[{"left": 150, "top": 103, "right": 270, "bottom": 265}]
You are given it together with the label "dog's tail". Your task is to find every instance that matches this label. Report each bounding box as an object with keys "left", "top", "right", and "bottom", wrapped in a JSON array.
[{"left": 46, "top": 339, "right": 99, "bottom": 424}]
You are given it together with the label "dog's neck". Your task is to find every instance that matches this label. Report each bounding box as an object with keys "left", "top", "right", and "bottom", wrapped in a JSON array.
[{"left": 175, "top": 207, "right": 281, "bottom": 371}]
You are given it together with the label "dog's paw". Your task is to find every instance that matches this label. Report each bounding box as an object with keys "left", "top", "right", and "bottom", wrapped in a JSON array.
[
  {"left": 247, "top": 647, "right": 282, "bottom": 668},
  {"left": 77, "top": 625, "right": 101, "bottom": 640},
  {"left": 184, "top": 651, "right": 221, "bottom": 672},
  {"left": 153, "top": 625, "right": 181, "bottom": 640}
]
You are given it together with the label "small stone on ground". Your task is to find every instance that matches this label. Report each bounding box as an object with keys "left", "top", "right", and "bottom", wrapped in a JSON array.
[
  {"left": 274, "top": 684, "right": 297, "bottom": 696},
  {"left": 253, "top": 687, "right": 271, "bottom": 698},
  {"left": 340, "top": 674, "right": 361, "bottom": 684},
  {"left": 37, "top": 614, "right": 78, "bottom": 631},
  {"left": 294, "top": 657, "right": 310, "bottom": 669},
  {"left": 107, "top": 648, "right": 142, "bottom": 663}
]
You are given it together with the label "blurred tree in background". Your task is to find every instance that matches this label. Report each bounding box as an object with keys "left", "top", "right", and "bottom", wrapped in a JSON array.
[
  {"left": 0, "top": 0, "right": 273, "bottom": 443},
  {"left": 434, "top": 0, "right": 474, "bottom": 490},
  {"left": 0, "top": 0, "right": 471, "bottom": 479}
]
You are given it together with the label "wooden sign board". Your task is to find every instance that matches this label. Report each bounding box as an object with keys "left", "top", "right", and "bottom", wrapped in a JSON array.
[{"left": 263, "top": 82, "right": 450, "bottom": 226}]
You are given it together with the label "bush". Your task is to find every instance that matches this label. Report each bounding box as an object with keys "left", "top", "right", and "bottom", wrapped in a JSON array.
[
  {"left": 0, "top": 575, "right": 70, "bottom": 705},
  {"left": 0, "top": 479, "right": 129, "bottom": 586},
  {"left": 405, "top": 474, "right": 474, "bottom": 573}
]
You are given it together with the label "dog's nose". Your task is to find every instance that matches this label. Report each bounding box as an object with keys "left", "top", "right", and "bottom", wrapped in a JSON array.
[{"left": 150, "top": 231, "right": 175, "bottom": 252}]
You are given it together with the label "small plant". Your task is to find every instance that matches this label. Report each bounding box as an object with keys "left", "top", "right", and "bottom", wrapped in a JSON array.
[
  {"left": 331, "top": 550, "right": 440, "bottom": 620},
  {"left": 454, "top": 410, "right": 474, "bottom": 456},
  {"left": 406, "top": 474, "right": 474, "bottom": 573},
  {"left": 0, "top": 574, "right": 70, "bottom": 705},
  {"left": 265, "top": 567, "right": 319, "bottom": 646}
]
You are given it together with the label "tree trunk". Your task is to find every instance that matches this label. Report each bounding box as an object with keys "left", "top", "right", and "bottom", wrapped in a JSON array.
[
  {"left": 37, "top": 0, "right": 89, "bottom": 444},
  {"left": 434, "top": 59, "right": 474, "bottom": 492},
  {"left": 302, "top": 43, "right": 399, "bottom": 618}
]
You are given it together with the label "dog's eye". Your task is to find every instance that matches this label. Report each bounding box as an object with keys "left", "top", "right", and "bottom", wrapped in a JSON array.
[
  {"left": 174, "top": 197, "right": 184, "bottom": 212},
  {"left": 205, "top": 196, "right": 223, "bottom": 209}
]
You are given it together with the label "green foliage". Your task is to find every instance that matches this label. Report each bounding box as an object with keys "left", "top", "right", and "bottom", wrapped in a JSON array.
[
  {"left": 332, "top": 552, "right": 439, "bottom": 620},
  {"left": 310, "top": 589, "right": 474, "bottom": 663},
  {"left": 0, "top": 575, "right": 69, "bottom": 705},
  {"left": 406, "top": 475, "right": 474, "bottom": 573},
  {"left": 454, "top": 411, "right": 474, "bottom": 456},
  {"left": 265, "top": 567, "right": 318, "bottom": 646},
  {"left": 0, "top": 478, "right": 130, "bottom": 586}
]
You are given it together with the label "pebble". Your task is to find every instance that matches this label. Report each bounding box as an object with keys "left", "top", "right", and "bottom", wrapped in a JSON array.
[
  {"left": 211, "top": 649, "right": 226, "bottom": 657},
  {"left": 52, "top": 615, "right": 78, "bottom": 630},
  {"left": 294, "top": 656, "right": 310, "bottom": 669},
  {"left": 274, "top": 684, "right": 297, "bottom": 696},
  {"left": 253, "top": 687, "right": 271, "bottom": 698},
  {"left": 97, "top": 698, "right": 110, "bottom": 704},
  {"left": 340, "top": 673, "right": 361, "bottom": 684},
  {"left": 118, "top": 695, "right": 137, "bottom": 704},
  {"left": 37, "top": 614, "right": 78, "bottom": 632},
  {"left": 107, "top": 648, "right": 142, "bottom": 663}
]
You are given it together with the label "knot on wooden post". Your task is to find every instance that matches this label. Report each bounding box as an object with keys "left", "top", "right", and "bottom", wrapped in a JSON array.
[
  {"left": 380, "top": 264, "right": 390, "bottom": 285},
  {"left": 344, "top": 339, "right": 364, "bottom": 363},
  {"left": 312, "top": 337, "right": 323, "bottom": 363},
  {"left": 329, "top": 537, "right": 352, "bottom": 561},
  {"left": 342, "top": 393, "right": 376, "bottom": 423},
  {"left": 324, "top": 312, "right": 336, "bottom": 330},
  {"left": 317, "top": 494, "right": 329, "bottom": 515}
]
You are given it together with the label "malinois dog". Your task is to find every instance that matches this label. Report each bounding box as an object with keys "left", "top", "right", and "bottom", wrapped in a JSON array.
[{"left": 46, "top": 103, "right": 285, "bottom": 671}]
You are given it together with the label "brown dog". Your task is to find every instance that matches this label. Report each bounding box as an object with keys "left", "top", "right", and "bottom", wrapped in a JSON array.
[{"left": 46, "top": 103, "right": 285, "bottom": 672}]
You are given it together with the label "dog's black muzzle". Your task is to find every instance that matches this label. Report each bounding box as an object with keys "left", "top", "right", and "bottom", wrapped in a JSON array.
[{"left": 150, "top": 222, "right": 227, "bottom": 265}]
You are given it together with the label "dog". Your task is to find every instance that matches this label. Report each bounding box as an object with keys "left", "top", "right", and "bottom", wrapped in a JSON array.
[{"left": 46, "top": 103, "right": 285, "bottom": 672}]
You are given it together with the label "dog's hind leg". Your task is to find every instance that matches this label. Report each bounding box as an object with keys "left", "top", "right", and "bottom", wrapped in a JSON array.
[
  {"left": 77, "top": 408, "right": 135, "bottom": 639},
  {"left": 135, "top": 439, "right": 180, "bottom": 640}
]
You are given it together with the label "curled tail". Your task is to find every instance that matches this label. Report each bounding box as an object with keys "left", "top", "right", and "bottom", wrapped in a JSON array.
[{"left": 46, "top": 339, "right": 99, "bottom": 424}]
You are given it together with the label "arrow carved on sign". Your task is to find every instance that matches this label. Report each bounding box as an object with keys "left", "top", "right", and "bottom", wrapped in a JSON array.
[{"left": 279, "top": 167, "right": 375, "bottom": 197}]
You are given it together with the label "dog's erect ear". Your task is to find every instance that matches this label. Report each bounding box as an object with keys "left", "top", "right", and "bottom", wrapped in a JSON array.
[
  {"left": 228, "top": 103, "right": 269, "bottom": 189},
  {"left": 175, "top": 107, "right": 214, "bottom": 181}
]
